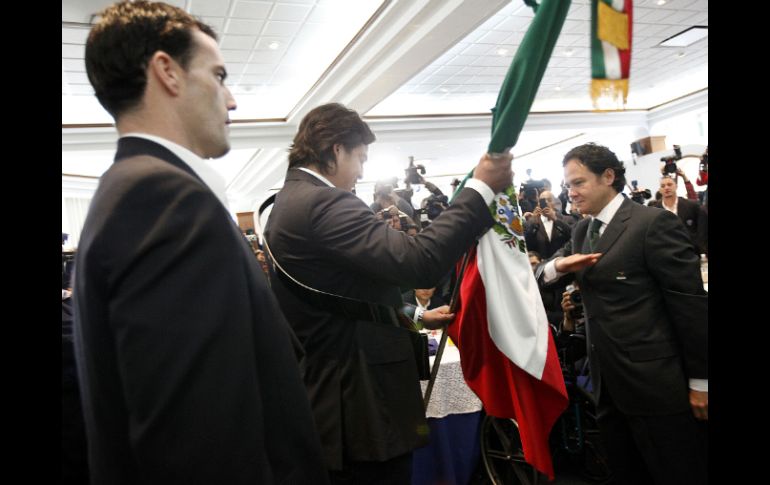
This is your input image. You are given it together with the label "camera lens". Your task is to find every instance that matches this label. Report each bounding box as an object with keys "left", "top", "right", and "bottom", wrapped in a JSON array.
[{"left": 569, "top": 290, "right": 582, "bottom": 304}]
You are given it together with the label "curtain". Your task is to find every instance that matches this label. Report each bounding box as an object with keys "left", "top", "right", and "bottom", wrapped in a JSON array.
[{"left": 62, "top": 197, "right": 92, "bottom": 249}]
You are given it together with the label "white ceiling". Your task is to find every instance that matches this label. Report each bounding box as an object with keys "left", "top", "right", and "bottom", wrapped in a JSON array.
[{"left": 62, "top": 0, "right": 708, "bottom": 213}]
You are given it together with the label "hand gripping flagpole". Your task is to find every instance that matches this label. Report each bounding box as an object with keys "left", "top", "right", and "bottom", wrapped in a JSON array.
[{"left": 423, "top": 249, "right": 473, "bottom": 408}]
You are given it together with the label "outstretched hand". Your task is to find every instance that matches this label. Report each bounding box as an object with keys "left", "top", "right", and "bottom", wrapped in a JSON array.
[
  {"left": 554, "top": 253, "right": 602, "bottom": 273},
  {"left": 421, "top": 305, "right": 455, "bottom": 330}
]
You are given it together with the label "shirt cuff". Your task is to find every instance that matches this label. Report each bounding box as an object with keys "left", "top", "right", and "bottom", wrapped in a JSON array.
[
  {"left": 689, "top": 378, "right": 708, "bottom": 392},
  {"left": 543, "top": 258, "right": 565, "bottom": 283},
  {"left": 464, "top": 178, "right": 495, "bottom": 206}
]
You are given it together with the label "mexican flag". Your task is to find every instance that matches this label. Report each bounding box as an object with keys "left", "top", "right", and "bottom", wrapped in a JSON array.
[
  {"left": 591, "top": 0, "right": 633, "bottom": 109},
  {"left": 447, "top": 187, "right": 568, "bottom": 480},
  {"left": 446, "top": 0, "right": 571, "bottom": 479}
]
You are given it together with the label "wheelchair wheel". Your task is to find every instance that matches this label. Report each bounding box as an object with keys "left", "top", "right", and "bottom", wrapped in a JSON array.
[{"left": 480, "top": 415, "right": 541, "bottom": 485}]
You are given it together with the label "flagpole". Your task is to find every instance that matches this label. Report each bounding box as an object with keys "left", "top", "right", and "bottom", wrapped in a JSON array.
[{"left": 423, "top": 248, "right": 473, "bottom": 408}]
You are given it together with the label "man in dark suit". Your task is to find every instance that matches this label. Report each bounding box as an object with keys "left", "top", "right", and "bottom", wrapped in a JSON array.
[
  {"left": 264, "top": 103, "right": 512, "bottom": 484},
  {"left": 524, "top": 190, "right": 572, "bottom": 259},
  {"left": 648, "top": 175, "right": 708, "bottom": 255},
  {"left": 73, "top": 3, "right": 327, "bottom": 483},
  {"left": 537, "top": 143, "right": 707, "bottom": 485}
]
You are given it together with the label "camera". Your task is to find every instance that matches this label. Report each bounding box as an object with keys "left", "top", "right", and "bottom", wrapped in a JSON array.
[
  {"left": 629, "top": 180, "right": 652, "bottom": 205},
  {"left": 521, "top": 179, "right": 545, "bottom": 194},
  {"left": 660, "top": 144, "right": 682, "bottom": 174},
  {"left": 404, "top": 156, "right": 426, "bottom": 185},
  {"left": 538, "top": 198, "right": 548, "bottom": 209},
  {"left": 379, "top": 207, "right": 397, "bottom": 220},
  {"left": 566, "top": 284, "right": 584, "bottom": 322}
]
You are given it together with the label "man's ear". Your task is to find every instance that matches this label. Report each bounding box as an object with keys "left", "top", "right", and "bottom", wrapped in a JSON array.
[
  {"left": 148, "top": 51, "right": 182, "bottom": 96},
  {"left": 602, "top": 168, "right": 616, "bottom": 187}
]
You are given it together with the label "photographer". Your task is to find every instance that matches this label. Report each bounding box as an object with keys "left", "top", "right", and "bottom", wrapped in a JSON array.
[
  {"left": 370, "top": 179, "right": 415, "bottom": 219},
  {"left": 560, "top": 283, "right": 585, "bottom": 335},
  {"left": 649, "top": 175, "right": 708, "bottom": 255},
  {"left": 264, "top": 102, "right": 512, "bottom": 483},
  {"left": 524, "top": 190, "right": 572, "bottom": 259},
  {"left": 519, "top": 178, "right": 543, "bottom": 215}
]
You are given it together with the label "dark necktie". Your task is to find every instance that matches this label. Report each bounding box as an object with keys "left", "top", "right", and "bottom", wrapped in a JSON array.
[{"left": 588, "top": 218, "right": 602, "bottom": 252}]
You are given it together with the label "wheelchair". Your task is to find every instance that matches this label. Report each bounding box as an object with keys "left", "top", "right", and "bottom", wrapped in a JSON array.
[{"left": 478, "top": 327, "right": 612, "bottom": 484}]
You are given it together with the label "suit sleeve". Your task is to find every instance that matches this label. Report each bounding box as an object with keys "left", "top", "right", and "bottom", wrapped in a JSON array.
[
  {"left": 311, "top": 187, "right": 493, "bottom": 289},
  {"left": 644, "top": 209, "right": 708, "bottom": 379}
]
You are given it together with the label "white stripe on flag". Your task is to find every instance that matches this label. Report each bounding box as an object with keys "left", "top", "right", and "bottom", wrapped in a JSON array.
[
  {"left": 601, "top": 40, "right": 621, "bottom": 79},
  {"left": 476, "top": 230, "right": 549, "bottom": 379}
]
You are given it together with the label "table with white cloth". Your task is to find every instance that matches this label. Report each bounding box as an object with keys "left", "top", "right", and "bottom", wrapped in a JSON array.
[{"left": 412, "top": 330, "right": 484, "bottom": 485}]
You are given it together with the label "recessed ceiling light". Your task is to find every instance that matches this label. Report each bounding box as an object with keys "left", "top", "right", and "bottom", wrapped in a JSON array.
[
  {"left": 555, "top": 86, "right": 562, "bottom": 91},
  {"left": 564, "top": 48, "right": 574, "bottom": 57},
  {"left": 659, "top": 26, "right": 708, "bottom": 47},
  {"left": 656, "top": 0, "right": 667, "bottom": 5},
  {"left": 496, "top": 48, "right": 508, "bottom": 56},
  {"left": 439, "top": 88, "right": 449, "bottom": 93},
  {"left": 268, "top": 41, "right": 280, "bottom": 50},
  {"left": 676, "top": 51, "right": 686, "bottom": 58}
]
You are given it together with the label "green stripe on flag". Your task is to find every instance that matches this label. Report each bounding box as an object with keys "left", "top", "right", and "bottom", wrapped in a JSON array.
[
  {"left": 591, "top": 0, "right": 606, "bottom": 79},
  {"left": 487, "top": 0, "right": 571, "bottom": 154}
]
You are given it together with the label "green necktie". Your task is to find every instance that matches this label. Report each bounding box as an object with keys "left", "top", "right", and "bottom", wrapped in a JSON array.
[{"left": 589, "top": 218, "right": 602, "bottom": 252}]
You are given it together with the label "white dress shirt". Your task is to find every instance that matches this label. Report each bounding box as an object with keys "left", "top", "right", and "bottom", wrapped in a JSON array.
[{"left": 121, "top": 133, "right": 230, "bottom": 210}]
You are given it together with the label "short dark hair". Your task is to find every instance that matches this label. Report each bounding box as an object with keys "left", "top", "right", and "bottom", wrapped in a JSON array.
[
  {"left": 288, "top": 103, "right": 376, "bottom": 175},
  {"left": 562, "top": 143, "right": 626, "bottom": 193},
  {"left": 85, "top": 1, "right": 216, "bottom": 119}
]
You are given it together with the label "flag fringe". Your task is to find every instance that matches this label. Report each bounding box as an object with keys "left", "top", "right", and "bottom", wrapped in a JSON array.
[{"left": 591, "top": 78, "right": 628, "bottom": 110}]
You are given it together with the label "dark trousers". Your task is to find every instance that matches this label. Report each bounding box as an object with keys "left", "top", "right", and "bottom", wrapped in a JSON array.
[
  {"left": 329, "top": 452, "right": 413, "bottom": 485},
  {"left": 597, "top": 382, "right": 708, "bottom": 485}
]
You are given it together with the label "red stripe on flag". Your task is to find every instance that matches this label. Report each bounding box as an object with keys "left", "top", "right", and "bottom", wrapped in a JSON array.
[
  {"left": 619, "top": 0, "right": 633, "bottom": 78},
  {"left": 447, "top": 246, "right": 568, "bottom": 479}
]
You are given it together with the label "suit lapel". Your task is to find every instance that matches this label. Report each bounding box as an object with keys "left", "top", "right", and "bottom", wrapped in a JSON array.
[
  {"left": 583, "top": 198, "right": 632, "bottom": 276},
  {"left": 593, "top": 198, "right": 632, "bottom": 256}
]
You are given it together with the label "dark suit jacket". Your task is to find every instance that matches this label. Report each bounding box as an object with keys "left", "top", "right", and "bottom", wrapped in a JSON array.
[
  {"left": 264, "top": 168, "right": 494, "bottom": 469},
  {"left": 539, "top": 197, "right": 707, "bottom": 416},
  {"left": 401, "top": 290, "right": 446, "bottom": 310},
  {"left": 524, "top": 215, "right": 572, "bottom": 259},
  {"left": 649, "top": 197, "right": 707, "bottom": 254},
  {"left": 73, "top": 138, "right": 327, "bottom": 485}
]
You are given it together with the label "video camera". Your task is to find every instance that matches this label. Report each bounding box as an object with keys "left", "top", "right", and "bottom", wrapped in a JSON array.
[
  {"left": 415, "top": 181, "right": 448, "bottom": 223},
  {"left": 660, "top": 144, "right": 683, "bottom": 174},
  {"left": 404, "top": 156, "right": 426, "bottom": 185},
  {"left": 629, "top": 180, "right": 652, "bottom": 205}
]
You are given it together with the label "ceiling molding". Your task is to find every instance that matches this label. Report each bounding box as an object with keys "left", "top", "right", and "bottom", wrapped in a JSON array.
[
  {"left": 646, "top": 88, "right": 708, "bottom": 126},
  {"left": 288, "top": 0, "right": 509, "bottom": 122}
]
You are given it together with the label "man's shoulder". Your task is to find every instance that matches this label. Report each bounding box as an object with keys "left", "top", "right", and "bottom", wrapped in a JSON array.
[{"left": 678, "top": 197, "right": 700, "bottom": 209}]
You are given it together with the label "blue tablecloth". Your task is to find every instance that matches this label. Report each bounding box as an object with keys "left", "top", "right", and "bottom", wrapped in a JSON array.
[{"left": 412, "top": 411, "right": 483, "bottom": 485}]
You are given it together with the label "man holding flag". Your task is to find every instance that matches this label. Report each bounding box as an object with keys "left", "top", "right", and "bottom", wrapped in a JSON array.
[{"left": 264, "top": 103, "right": 512, "bottom": 483}]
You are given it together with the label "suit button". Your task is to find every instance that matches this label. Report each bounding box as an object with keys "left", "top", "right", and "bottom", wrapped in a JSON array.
[{"left": 591, "top": 344, "right": 596, "bottom": 351}]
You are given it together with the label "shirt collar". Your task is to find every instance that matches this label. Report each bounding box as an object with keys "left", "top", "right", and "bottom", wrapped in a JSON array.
[
  {"left": 415, "top": 296, "right": 430, "bottom": 310},
  {"left": 121, "top": 133, "right": 230, "bottom": 209},
  {"left": 593, "top": 192, "right": 625, "bottom": 228},
  {"left": 297, "top": 167, "right": 335, "bottom": 188},
  {"left": 662, "top": 196, "right": 678, "bottom": 213}
]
